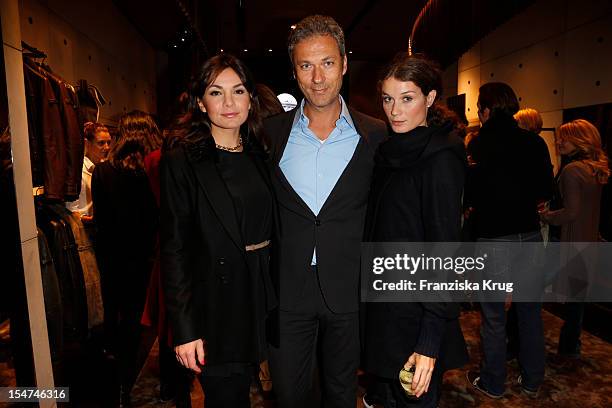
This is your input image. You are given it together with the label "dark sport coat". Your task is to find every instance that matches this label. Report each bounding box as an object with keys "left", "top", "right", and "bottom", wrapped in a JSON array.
[{"left": 264, "top": 106, "right": 386, "bottom": 314}]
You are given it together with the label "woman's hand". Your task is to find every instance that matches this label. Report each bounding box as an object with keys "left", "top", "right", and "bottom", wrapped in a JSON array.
[
  {"left": 175, "top": 339, "right": 206, "bottom": 373},
  {"left": 405, "top": 352, "right": 436, "bottom": 398},
  {"left": 539, "top": 209, "right": 551, "bottom": 224}
]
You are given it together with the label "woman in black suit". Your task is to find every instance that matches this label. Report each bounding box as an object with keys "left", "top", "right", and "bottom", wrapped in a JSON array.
[
  {"left": 362, "top": 53, "right": 468, "bottom": 408},
  {"left": 160, "top": 54, "right": 276, "bottom": 408}
]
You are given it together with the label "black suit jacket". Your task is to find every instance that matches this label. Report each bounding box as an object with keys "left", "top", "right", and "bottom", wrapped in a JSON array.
[
  {"left": 160, "top": 137, "right": 276, "bottom": 364},
  {"left": 264, "top": 107, "right": 386, "bottom": 314}
]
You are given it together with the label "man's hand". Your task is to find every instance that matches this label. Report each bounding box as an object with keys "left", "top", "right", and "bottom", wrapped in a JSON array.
[
  {"left": 175, "top": 339, "right": 205, "bottom": 373},
  {"left": 405, "top": 352, "right": 436, "bottom": 398}
]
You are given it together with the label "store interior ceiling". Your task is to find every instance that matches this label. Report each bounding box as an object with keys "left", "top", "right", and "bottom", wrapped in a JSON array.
[{"left": 114, "top": 0, "right": 536, "bottom": 67}]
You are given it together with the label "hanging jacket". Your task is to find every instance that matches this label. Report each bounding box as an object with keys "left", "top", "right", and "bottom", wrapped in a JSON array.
[{"left": 24, "top": 59, "right": 66, "bottom": 199}]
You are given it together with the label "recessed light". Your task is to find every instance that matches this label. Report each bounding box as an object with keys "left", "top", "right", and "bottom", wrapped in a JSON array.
[
  {"left": 268, "top": 49, "right": 273, "bottom": 52},
  {"left": 290, "top": 24, "right": 296, "bottom": 29},
  {"left": 349, "top": 51, "right": 353, "bottom": 54},
  {"left": 220, "top": 48, "right": 224, "bottom": 52},
  {"left": 243, "top": 49, "right": 248, "bottom": 52}
]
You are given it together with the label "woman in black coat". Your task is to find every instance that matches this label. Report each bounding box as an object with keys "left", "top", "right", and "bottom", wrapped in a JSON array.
[
  {"left": 160, "top": 54, "right": 277, "bottom": 408},
  {"left": 92, "top": 110, "right": 161, "bottom": 405},
  {"left": 363, "top": 53, "right": 468, "bottom": 408}
]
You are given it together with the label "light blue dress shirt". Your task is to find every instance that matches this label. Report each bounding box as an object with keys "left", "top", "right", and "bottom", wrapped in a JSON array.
[{"left": 279, "top": 96, "right": 360, "bottom": 264}]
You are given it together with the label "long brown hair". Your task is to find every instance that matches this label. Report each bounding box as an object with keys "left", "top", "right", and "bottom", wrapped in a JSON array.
[
  {"left": 109, "top": 110, "right": 162, "bottom": 170},
  {"left": 557, "top": 119, "right": 610, "bottom": 184},
  {"left": 172, "top": 53, "right": 263, "bottom": 158}
]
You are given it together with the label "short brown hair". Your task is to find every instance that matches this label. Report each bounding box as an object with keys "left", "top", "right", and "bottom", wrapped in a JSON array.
[
  {"left": 478, "top": 82, "right": 519, "bottom": 119},
  {"left": 287, "top": 15, "right": 345, "bottom": 64},
  {"left": 83, "top": 122, "right": 109, "bottom": 142}
]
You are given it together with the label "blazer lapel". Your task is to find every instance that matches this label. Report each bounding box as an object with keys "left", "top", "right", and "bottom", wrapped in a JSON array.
[
  {"left": 190, "top": 157, "right": 244, "bottom": 252},
  {"left": 318, "top": 106, "right": 374, "bottom": 215},
  {"left": 270, "top": 108, "right": 297, "bottom": 166},
  {"left": 270, "top": 108, "right": 316, "bottom": 218},
  {"left": 318, "top": 136, "right": 365, "bottom": 215}
]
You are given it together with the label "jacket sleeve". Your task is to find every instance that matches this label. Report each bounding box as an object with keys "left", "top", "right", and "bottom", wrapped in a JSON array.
[
  {"left": 160, "top": 147, "right": 201, "bottom": 346},
  {"left": 545, "top": 164, "right": 584, "bottom": 226},
  {"left": 533, "top": 136, "right": 555, "bottom": 203},
  {"left": 414, "top": 149, "right": 466, "bottom": 358},
  {"left": 91, "top": 165, "right": 110, "bottom": 261}
]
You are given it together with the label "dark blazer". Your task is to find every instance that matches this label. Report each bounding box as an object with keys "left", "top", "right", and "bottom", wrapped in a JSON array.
[
  {"left": 363, "top": 124, "right": 469, "bottom": 378},
  {"left": 264, "top": 107, "right": 386, "bottom": 314},
  {"left": 160, "top": 137, "right": 276, "bottom": 364}
]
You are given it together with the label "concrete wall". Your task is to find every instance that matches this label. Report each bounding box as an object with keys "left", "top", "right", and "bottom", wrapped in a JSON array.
[
  {"left": 19, "top": 0, "right": 158, "bottom": 124},
  {"left": 455, "top": 0, "right": 612, "bottom": 173},
  {"left": 457, "top": 0, "right": 612, "bottom": 127}
]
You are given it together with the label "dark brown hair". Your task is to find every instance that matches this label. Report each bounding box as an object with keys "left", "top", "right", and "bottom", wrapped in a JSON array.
[
  {"left": 478, "top": 82, "right": 520, "bottom": 119},
  {"left": 256, "top": 83, "right": 283, "bottom": 119},
  {"left": 174, "top": 53, "right": 263, "bottom": 157},
  {"left": 109, "top": 110, "right": 162, "bottom": 170},
  {"left": 380, "top": 52, "right": 459, "bottom": 128},
  {"left": 288, "top": 15, "right": 345, "bottom": 65}
]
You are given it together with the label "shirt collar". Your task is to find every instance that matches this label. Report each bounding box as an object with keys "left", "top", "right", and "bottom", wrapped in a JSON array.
[
  {"left": 83, "top": 156, "right": 95, "bottom": 173},
  {"left": 292, "top": 95, "right": 355, "bottom": 130}
]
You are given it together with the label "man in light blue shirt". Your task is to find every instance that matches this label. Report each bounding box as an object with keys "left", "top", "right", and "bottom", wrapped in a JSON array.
[
  {"left": 279, "top": 96, "right": 360, "bottom": 264},
  {"left": 265, "top": 15, "right": 387, "bottom": 408}
]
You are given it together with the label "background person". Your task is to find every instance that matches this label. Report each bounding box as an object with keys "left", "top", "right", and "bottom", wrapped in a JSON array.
[
  {"left": 92, "top": 110, "right": 161, "bottom": 406},
  {"left": 466, "top": 82, "right": 554, "bottom": 399},
  {"left": 540, "top": 119, "right": 610, "bottom": 357},
  {"left": 66, "top": 122, "right": 111, "bottom": 223}
]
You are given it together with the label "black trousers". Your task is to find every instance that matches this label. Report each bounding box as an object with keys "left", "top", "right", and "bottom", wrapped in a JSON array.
[
  {"left": 268, "top": 267, "right": 360, "bottom": 408},
  {"left": 197, "top": 370, "right": 251, "bottom": 408}
]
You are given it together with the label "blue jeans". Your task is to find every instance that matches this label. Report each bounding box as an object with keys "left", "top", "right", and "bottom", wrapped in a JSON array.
[
  {"left": 477, "top": 231, "right": 545, "bottom": 395},
  {"left": 558, "top": 302, "right": 584, "bottom": 355}
]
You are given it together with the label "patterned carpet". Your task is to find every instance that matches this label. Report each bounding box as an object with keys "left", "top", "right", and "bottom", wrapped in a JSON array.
[{"left": 1, "top": 309, "right": 611, "bottom": 407}]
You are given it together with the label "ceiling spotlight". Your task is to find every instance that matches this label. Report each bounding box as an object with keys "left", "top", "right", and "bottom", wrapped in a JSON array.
[
  {"left": 220, "top": 48, "right": 224, "bottom": 52},
  {"left": 268, "top": 48, "right": 273, "bottom": 52},
  {"left": 181, "top": 38, "right": 185, "bottom": 42},
  {"left": 290, "top": 24, "right": 296, "bottom": 29},
  {"left": 243, "top": 49, "right": 248, "bottom": 52},
  {"left": 349, "top": 51, "right": 353, "bottom": 54}
]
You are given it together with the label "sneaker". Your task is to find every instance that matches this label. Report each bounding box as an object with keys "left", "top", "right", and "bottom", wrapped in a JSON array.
[
  {"left": 362, "top": 394, "right": 376, "bottom": 408},
  {"left": 466, "top": 370, "right": 503, "bottom": 399},
  {"left": 517, "top": 375, "right": 539, "bottom": 399}
]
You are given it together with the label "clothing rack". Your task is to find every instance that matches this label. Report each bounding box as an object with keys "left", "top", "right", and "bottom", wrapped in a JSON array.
[{"left": 21, "top": 41, "right": 46, "bottom": 59}]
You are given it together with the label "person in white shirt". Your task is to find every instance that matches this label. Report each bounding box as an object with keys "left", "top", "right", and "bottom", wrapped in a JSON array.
[{"left": 66, "top": 122, "right": 111, "bottom": 222}]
